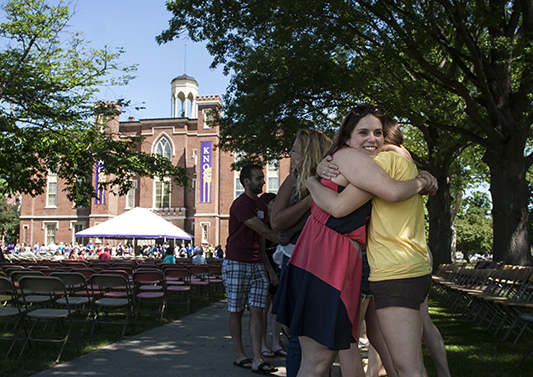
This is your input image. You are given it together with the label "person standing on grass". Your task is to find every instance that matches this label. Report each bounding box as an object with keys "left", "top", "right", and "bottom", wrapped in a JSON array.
[{"left": 222, "top": 164, "right": 279, "bottom": 374}]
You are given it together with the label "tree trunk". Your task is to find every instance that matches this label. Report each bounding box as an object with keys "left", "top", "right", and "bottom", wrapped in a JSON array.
[
  {"left": 484, "top": 146, "right": 533, "bottom": 265},
  {"left": 426, "top": 161, "right": 454, "bottom": 270}
]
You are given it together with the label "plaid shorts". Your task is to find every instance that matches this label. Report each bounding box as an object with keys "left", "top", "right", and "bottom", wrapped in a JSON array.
[{"left": 222, "top": 259, "right": 269, "bottom": 312}]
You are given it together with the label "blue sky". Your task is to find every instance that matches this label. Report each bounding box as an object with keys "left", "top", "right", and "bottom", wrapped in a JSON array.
[{"left": 70, "top": 0, "right": 231, "bottom": 121}]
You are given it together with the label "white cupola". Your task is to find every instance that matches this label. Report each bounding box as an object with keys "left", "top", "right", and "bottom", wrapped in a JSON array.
[{"left": 170, "top": 74, "right": 198, "bottom": 119}]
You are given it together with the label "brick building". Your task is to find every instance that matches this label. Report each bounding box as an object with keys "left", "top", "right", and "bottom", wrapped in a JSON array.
[{"left": 18, "top": 75, "right": 290, "bottom": 249}]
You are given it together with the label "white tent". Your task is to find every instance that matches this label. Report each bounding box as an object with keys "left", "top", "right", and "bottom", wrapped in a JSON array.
[{"left": 75, "top": 207, "right": 192, "bottom": 240}]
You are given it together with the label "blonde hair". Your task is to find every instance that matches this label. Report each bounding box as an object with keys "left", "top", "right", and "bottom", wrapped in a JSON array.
[{"left": 293, "top": 129, "right": 332, "bottom": 199}]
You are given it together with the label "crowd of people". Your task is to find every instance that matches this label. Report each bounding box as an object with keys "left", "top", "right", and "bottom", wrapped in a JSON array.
[
  {"left": 221, "top": 104, "right": 451, "bottom": 377},
  {"left": 0, "top": 240, "right": 225, "bottom": 262}
]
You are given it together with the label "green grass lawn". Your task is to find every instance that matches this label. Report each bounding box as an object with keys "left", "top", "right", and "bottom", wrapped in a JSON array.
[{"left": 424, "top": 294, "right": 533, "bottom": 377}]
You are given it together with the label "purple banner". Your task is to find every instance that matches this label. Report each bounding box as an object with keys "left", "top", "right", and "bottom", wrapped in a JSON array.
[
  {"left": 95, "top": 159, "right": 106, "bottom": 204},
  {"left": 200, "top": 141, "right": 212, "bottom": 203}
]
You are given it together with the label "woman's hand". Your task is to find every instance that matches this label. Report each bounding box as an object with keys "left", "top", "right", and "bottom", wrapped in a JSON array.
[
  {"left": 417, "top": 171, "right": 438, "bottom": 195},
  {"left": 316, "top": 155, "right": 339, "bottom": 180}
]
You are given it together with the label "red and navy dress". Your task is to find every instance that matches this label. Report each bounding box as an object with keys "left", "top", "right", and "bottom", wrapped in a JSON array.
[{"left": 272, "top": 179, "right": 371, "bottom": 350}]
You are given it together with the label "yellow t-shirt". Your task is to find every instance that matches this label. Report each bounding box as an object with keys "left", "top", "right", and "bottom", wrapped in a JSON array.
[{"left": 367, "top": 152, "right": 431, "bottom": 281}]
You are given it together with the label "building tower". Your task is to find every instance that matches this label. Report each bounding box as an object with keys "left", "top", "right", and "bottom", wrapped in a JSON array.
[{"left": 171, "top": 74, "right": 198, "bottom": 118}]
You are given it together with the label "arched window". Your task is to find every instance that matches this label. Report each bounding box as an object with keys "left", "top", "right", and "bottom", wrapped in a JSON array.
[{"left": 155, "top": 137, "right": 171, "bottom": 159}]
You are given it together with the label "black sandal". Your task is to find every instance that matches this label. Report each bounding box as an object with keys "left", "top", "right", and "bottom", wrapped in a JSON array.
[
  {"left": 252, "top": 361, "right": 278, "bottom": 374},
  {"left": 233, "top": 358, "right": 252, "bottom": 369}
]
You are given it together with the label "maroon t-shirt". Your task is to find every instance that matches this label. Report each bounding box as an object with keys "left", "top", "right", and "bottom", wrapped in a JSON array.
[{"left": 225, "top": 193, "right": 268, "bottom": 264}]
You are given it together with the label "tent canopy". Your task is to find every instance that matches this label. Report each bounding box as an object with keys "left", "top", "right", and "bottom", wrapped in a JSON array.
[{"left": 75, "top": 207, "right": 193, "bottom": 240}]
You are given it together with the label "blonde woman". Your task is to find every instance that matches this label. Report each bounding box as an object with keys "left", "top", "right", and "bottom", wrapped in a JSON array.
[{"left": 270, "top": 129, "right": 332, "bottom": 377}]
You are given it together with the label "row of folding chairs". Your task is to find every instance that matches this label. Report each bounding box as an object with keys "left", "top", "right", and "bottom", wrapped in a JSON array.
[
  {"left": 0, "top": 263, "right": 223, "bottom": 363},
  {"left": 432, "top": 263, "right": 533, "bottom": 367},
  {"left": 1, "top": 262, "right": 223, "bottom": 315}
]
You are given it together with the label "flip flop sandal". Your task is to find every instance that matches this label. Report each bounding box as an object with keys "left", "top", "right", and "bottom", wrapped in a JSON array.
[
  {"left": 261, "top": 350, "right": 276, "bottom": 358},
  {"left": 252, "top": 361, "right": 278, "bottom": 374},
  {"left": 233, "top": 358, "right": 252, "bottom": 369}
]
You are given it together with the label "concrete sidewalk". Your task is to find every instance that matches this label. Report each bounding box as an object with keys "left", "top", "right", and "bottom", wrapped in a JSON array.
[{"left": 32, "top": 300, "right": 289, "bottom": 377}]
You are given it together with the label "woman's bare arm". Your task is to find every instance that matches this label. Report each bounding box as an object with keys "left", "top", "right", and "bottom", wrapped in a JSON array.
[
  {"left": 309, "top": 149, "right": 429, "bottom": 218},
  {"left": 333, "top": 148, "right": 426, "bottom": 203},
  {"left": 271, "top": 174, "right": 312, "bottom": 232},
  {"left": 307, "top": 177, "right": 373, "bottom": 218}
]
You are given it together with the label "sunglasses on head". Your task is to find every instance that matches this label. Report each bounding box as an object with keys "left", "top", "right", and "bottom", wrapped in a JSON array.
[{"left": 351, "top": 104, "right": 386, "bottom": 117}]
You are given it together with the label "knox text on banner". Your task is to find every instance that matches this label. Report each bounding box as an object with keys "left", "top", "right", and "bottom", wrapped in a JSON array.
[
  {"left": 95, "top": 159, "right": 106, "bottom": 204},
  {"left": 200, "top": 141, "right": 212, "bottom": 203}
]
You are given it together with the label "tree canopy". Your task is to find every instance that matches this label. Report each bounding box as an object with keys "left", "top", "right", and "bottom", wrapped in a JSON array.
[
  {"left": 0, "top": 0, "right": 188, "bottom": 207},
  {"left": 160, "top": 0, "right": 533, "bottom": 264}
]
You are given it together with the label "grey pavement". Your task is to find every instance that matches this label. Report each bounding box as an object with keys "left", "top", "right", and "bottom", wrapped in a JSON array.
[{"left": 32, "top": 299, "right": 290, "bottom": 377}]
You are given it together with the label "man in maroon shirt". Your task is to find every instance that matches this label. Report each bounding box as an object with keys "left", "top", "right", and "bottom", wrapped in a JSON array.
[{"left": 223, "top": 164, "right": 279, "bottom": 374}]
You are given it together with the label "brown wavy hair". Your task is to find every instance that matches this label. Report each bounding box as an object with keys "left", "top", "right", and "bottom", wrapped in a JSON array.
[
  {"left": 383, "top": 115, "right": 404, "bottom": 147},
  {"left": 326, "top": 104, "right": 387, "bottom": 156}
]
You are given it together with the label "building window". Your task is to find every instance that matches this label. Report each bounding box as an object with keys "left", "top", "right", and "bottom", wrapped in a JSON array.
[
  {"left": 234, "top": 152, "right": 245, "bottom": 198},
  {"left": 73, "top": 223, "right": 85, "bottom": 244},
  {"left": 267, "top": 161, "right": 279, "bottom": 193},
  {"left": 203, "top": 109, "right": 211, "bottom": 129},
  {"left": 235, "top": 176, "right": 244, "bottom": 198},
  {"left": 46, "top": 173, "right": 58, "bottom": 207},
  {"left": 155, "top": 137, "right": 171, "bottom": 159},
  {"left": 46, "top": 223, "right": 56, "bottom": 246},
  {"left": 192, "top": 149, "right": 198, "bottom": 175},
  {"left": 125, "top": 180, "right": 137, "bottom": 209},
  {"left": 23, "top": 225, "right": 29, "bottom": 245},
  {"left": 155, "top": 180, "right": 170, "bottom": 208},
  {"left": 192, "top": 178, "right": 196, "bottom": 209},
  {"left": 201, "top": 223, "right": 209, "bottom": 244}
]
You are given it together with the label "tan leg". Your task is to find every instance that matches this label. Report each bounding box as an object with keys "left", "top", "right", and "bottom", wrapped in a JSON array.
[
  {"left": 339, "top": 296, "right": 371, "bottom": 377},
  {"left": 375, "top": 306, "right": 427, "bottom": 377},
  {"left": 339, "top": 343, "right": 365, "bottom": 377},
  {"left": 366, "top": 344, "right": 381, "bottom": 377},
  {"left": 261, "top": 295, "right": 272, "bottom": 353},
  {"left": 229, "top": 310, "right": 249, "bottom": 363},
  {"left": 271, "top": 313, "right": 285, "bottom": 353},
  {"left": 421, "top": 297, "right": 451, "bottom": 377},
  {"left": 365, "top": 299, "right": 398, "bottom": 377},
  {"left": 298, "top": 335, "right": 338, "bottom": 377}
]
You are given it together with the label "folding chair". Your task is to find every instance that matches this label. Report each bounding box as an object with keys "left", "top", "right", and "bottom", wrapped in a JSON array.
[
  {"left": 516, "top": 313, "right": 533, "bottom": 369},
  {"left": 50, "top": 272, "right": 92, "bottom": 334},
  {"left": 4, "top": 267, "right": 25, "bottom": 277},
  {"left": 10, "top": 271, "right": 51, "bottom": 307},
  {"left": 207, "top": 265, "right": 224, "bottom": 293},
  {"left": 163, "top": 268, "right": 191, "bottom": 313},
  {"left": 187, "top": 266, "right": 211, "bottom": 303},
  {"left": 89, "top": 274, "right": 134, "bottom": 338},
  {"left": 18, "top": 276, "right": 80, "bottom": 363},
  {"left": 0, "top": 277, "right": 28, "bottom": 357},
  {"left": 132, "top": 270, "right": 166, "bottom": 322}
]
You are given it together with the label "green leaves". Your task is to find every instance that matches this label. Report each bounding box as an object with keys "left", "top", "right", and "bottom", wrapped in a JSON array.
[{"left": 0, "top": 0, "right": 188, "bottom": 207}]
